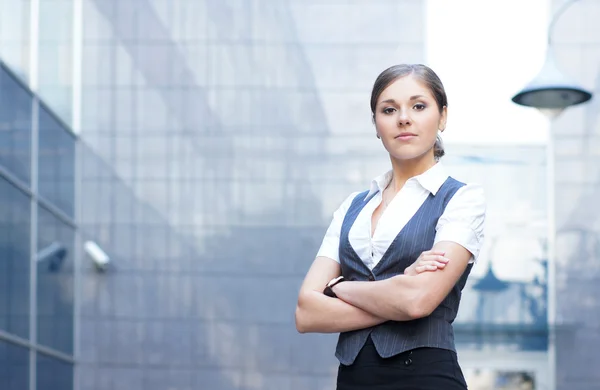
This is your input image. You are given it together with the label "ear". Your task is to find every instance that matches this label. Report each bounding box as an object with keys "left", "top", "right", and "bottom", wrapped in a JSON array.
[
  {"left": 438, "top": 106, "right": 448, "bottom": 132},
  {"left": 372, "top": 114, "right": 380, "bottom": 138}
]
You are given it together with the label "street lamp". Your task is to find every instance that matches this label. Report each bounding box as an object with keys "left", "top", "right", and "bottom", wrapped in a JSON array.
[
  {"left": 511, "top": 0, "right": 593, "bottom": 117},
  {"left": 511, "top": 1, "right": 594, "bottom": 389}
]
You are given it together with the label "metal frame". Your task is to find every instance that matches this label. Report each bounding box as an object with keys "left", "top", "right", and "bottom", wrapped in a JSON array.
[
  {"left": 28, "top": 1, "right": 40, "bottom": 386},
  {"left": 546, "top": 113, "right": 557, "bottom": 390},
  {"left": 71, "top": 1, "right": 84, "bottom": 389}
]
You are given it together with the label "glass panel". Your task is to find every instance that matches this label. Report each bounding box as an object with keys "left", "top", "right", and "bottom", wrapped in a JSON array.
[
  {"left": 0, "top": 340, "right": 29, "bottom": 390},
  {"left": 38, "top": 0, "right": 74, "bottom": 124},
  {"left": 449, "top": 146, "right": 549, "bottom": 352},
  {"left": 36, "top": 353, "right": 73, "bottom": 390},
  {"left": 0, "top": 64, "right": 32, "bottom": 185},
  {"left": 0, "top": 177, "right": 31, "bottom": 339},
  {"left": 37, "top": 205, "right": 74, "bottom": 355},
  {"left": 0, "top": 0, "right": 30, "bottom": 82},
  {"left": 38, "top": 104, "right": 75, "bottom": 218}
]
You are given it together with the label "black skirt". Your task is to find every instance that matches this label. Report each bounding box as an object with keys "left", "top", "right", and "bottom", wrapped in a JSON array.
[{"left": 336, "top": 337, "right": 468, "bottom": 390}]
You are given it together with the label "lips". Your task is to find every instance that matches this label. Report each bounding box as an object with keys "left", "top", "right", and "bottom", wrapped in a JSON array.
[{"left": 395, "top": 133, "right": 417, "bottom": 140}]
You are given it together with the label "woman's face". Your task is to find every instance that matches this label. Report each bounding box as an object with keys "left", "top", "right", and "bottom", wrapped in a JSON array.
[{"left": 374, "top": 75, "right": 447, "bottom": 162}]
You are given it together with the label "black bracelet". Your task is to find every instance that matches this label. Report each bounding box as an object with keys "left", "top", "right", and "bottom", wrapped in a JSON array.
[
  {"left": 323, "top": 285, "right": 337, "bottom": 298},
  {"left": 323, "top": 276, "right": 345, "bottom": 298}
]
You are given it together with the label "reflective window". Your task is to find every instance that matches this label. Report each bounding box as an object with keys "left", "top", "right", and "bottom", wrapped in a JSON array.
[
  {"left": 38, "top": 104, "right": 75, "bottom": 218},
  {"left": 0, "top": 64, "right": 32, "bottom": 185},
  {"left": 0, "top": 340, "right": 29, "bottom": 390},
  {"left": 36, "top": 353, "right": 73, "bottom": 390},
  {"left": 0, "top": 0, "right": 31, "bottom": 82},
  {"left": 0, "top": 177, "right": 31, "bottom": 339},
  {"left": 37, "top": 0, "right": 74, "bottom": 124},
  {"left": 37, "top": 205, "right": 74, "bottom": 355}
]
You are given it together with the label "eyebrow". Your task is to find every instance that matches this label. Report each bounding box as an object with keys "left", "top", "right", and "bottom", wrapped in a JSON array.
[{"left": 380, "top": 95, "right": 426, "bottom": 104}]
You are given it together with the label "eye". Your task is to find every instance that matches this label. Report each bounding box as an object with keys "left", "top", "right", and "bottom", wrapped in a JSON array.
[
  {"left": 413, "top": 103, "right": 426, "bottom": 111},
  {"left": 382, "top": 107, "right": 396, "bottom": 114}
]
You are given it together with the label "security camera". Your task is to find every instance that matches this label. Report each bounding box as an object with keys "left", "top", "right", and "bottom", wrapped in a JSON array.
[
  {"left": 37, "top": 242, "right": 67, "bottom": 272},
  {"left": 84, "top": 241, "right": 110, "bottom": 271}
]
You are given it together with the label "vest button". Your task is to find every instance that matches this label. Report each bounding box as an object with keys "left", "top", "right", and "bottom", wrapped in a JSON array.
[
  {"left": 404, "top": 358, "right": 412, "bottom": 366},
  {"left": 368, "top": 275, "right": 375, "bottom": 281}
]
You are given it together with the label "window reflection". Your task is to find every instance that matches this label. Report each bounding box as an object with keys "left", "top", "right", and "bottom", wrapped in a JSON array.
[
  {"left": 0, "top": 177, "right": 30, "bottom": 339},
  {"left": 0, "top": 63, "right": 32, "bottom": 185},
  {"left": 37, "top": 205, "right": 74, "bottom": 355},
  {"left": 38, "top": 104, "right": 75, "bottom": 217},
  {"left": 0, "top": 340, "right": 29, "bottom": 390}
]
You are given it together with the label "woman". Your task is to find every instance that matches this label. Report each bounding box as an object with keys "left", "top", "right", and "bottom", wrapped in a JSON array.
[{"left": 295, "top": 64, "right": 485, "bottom": 389}]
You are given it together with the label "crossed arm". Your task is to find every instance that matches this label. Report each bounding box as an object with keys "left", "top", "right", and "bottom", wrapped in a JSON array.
[{"left": 294, "top": 241, "right": 472, "bottom": 334}]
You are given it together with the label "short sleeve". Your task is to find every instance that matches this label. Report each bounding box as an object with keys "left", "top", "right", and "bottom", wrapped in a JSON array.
[
  {"left": 434, "top": 183, "right": 486, "bottom": 263},
  {"left": 315, "top": 192, "right": 360, "bottom": 263}
]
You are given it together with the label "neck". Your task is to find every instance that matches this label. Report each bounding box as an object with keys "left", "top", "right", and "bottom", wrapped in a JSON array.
[{"left": 388, "top": 153, "right": 437, "bottom": 192}]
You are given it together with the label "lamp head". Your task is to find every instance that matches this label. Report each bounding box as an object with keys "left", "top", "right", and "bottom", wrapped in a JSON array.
[{"left": 512, "top": 48, "right": 592, "bottom": 117}]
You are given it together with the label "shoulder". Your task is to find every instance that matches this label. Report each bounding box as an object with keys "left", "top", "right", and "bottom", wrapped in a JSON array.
[
  {"left": 436, "top": 181, "right": 486, "bottom": 260},
  {"left": 452, "top": 181, "right": 486, "bottom": 207},
  {"left": 440, "top": 180, "right": 486, "bottom": 222},
  {"left": 436, "top": 177, "right": 484, "bottom": 210}
]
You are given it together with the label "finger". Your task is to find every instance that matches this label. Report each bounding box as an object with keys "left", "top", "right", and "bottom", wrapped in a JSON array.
[
  {"left": 424, "top": 255, "right": 450, "bottom": 263},
  {"left": 416, "top": 261, "right": 446, "bottom": 270},
  {"left": 416, "top": 264, "right": 439, "bottom": 273},
  {"left": 421, "top": 250, "right": 446, "bottom": 256}
]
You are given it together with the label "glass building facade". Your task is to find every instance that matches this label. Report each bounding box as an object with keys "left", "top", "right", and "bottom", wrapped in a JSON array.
[
  {"left": 2, "top": 0, "right": 599, "bottom": 389},
  {"left": 0, "top": 60, "right": 75, "bottom": 390},
  {"left": 76, "top": 1, "right": 428, "bottom": 389}
]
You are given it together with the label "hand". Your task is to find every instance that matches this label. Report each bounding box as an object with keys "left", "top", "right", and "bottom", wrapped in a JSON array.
[{"left": 404, "top": 250, "right": 450, "bottom": 276}]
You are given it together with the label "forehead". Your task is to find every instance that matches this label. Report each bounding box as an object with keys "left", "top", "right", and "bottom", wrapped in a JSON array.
[{"left": 377, "top": 75, "right": 433, "bottom": 102}]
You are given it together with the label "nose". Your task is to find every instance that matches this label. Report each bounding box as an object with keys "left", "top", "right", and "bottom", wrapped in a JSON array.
[{"left": 397, "top": 110, "right": 411, "bottom": 126}]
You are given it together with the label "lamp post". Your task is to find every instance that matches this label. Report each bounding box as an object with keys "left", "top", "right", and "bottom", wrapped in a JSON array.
[{"left": 511, "top": 1, "right": 594, "bottom": 389}]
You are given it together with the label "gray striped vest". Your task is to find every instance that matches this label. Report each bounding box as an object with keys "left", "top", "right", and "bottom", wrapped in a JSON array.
[{"left": 335, "top": 177, "right": 473, "bottom": 365}]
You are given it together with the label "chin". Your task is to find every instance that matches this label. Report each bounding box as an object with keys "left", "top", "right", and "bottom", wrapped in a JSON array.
[
  {"left": 393, "top": 155, "right": 426, "bottom": 162},
  {"left": 389, "top": 147, "right": 433, "bottom": 162}
]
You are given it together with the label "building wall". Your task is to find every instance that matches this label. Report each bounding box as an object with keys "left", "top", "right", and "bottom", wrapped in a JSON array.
[
  {"left": 550, "top": 1, "right": 600, "bottom": 389},
  {"left": 0, "top": 61, "right": 75, "bottom": 390},
  {"left": 76, "top": 1, "right": 426, "bottom": 389}
]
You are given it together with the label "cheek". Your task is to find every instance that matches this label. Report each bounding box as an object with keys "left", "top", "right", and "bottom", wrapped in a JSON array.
[
  {"left": 375, "top": 116, "right": 395, "bottom": 132},
  {"left": 424, "top": 115, "right": 442, "bottom": 135}
]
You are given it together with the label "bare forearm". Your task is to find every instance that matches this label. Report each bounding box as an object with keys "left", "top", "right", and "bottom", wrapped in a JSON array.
[
  {"left": 327, "top": 243, "right": 473, "bottom": 322},
  {"left": 295, "top": 290, "right": 386, "bottom": 333},
  {"left": 332, "top": 276, "right": 423, "bottom": 321}
]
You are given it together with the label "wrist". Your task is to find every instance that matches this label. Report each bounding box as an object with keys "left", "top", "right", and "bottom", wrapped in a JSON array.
[
  {"left": 331, "top": 281, "right": 344, "bottom": 296},
  {"left": 323, "top": 276, "right": 345, "bottom": 298}
]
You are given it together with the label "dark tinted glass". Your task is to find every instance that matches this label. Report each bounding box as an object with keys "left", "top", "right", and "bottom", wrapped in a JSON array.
[
  {"left": 0, "top": 177, "right": 31, "bottom": 339},
  {"left": 38, "top": 104, "right": 75, "bottom": 217},
  {"left": 0, "top": 64, "right": 32, "bottom": 185},
  {"left": 0, "top": 340, "right": 29, "bottom": 390},
  {"left": 37, "top": 205, "right": 75, "bottom": 355}
]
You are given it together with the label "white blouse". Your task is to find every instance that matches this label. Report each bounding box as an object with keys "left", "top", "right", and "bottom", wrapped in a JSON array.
[{"left": 316, "top": 163, "right": 486, "bottom": 269}]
